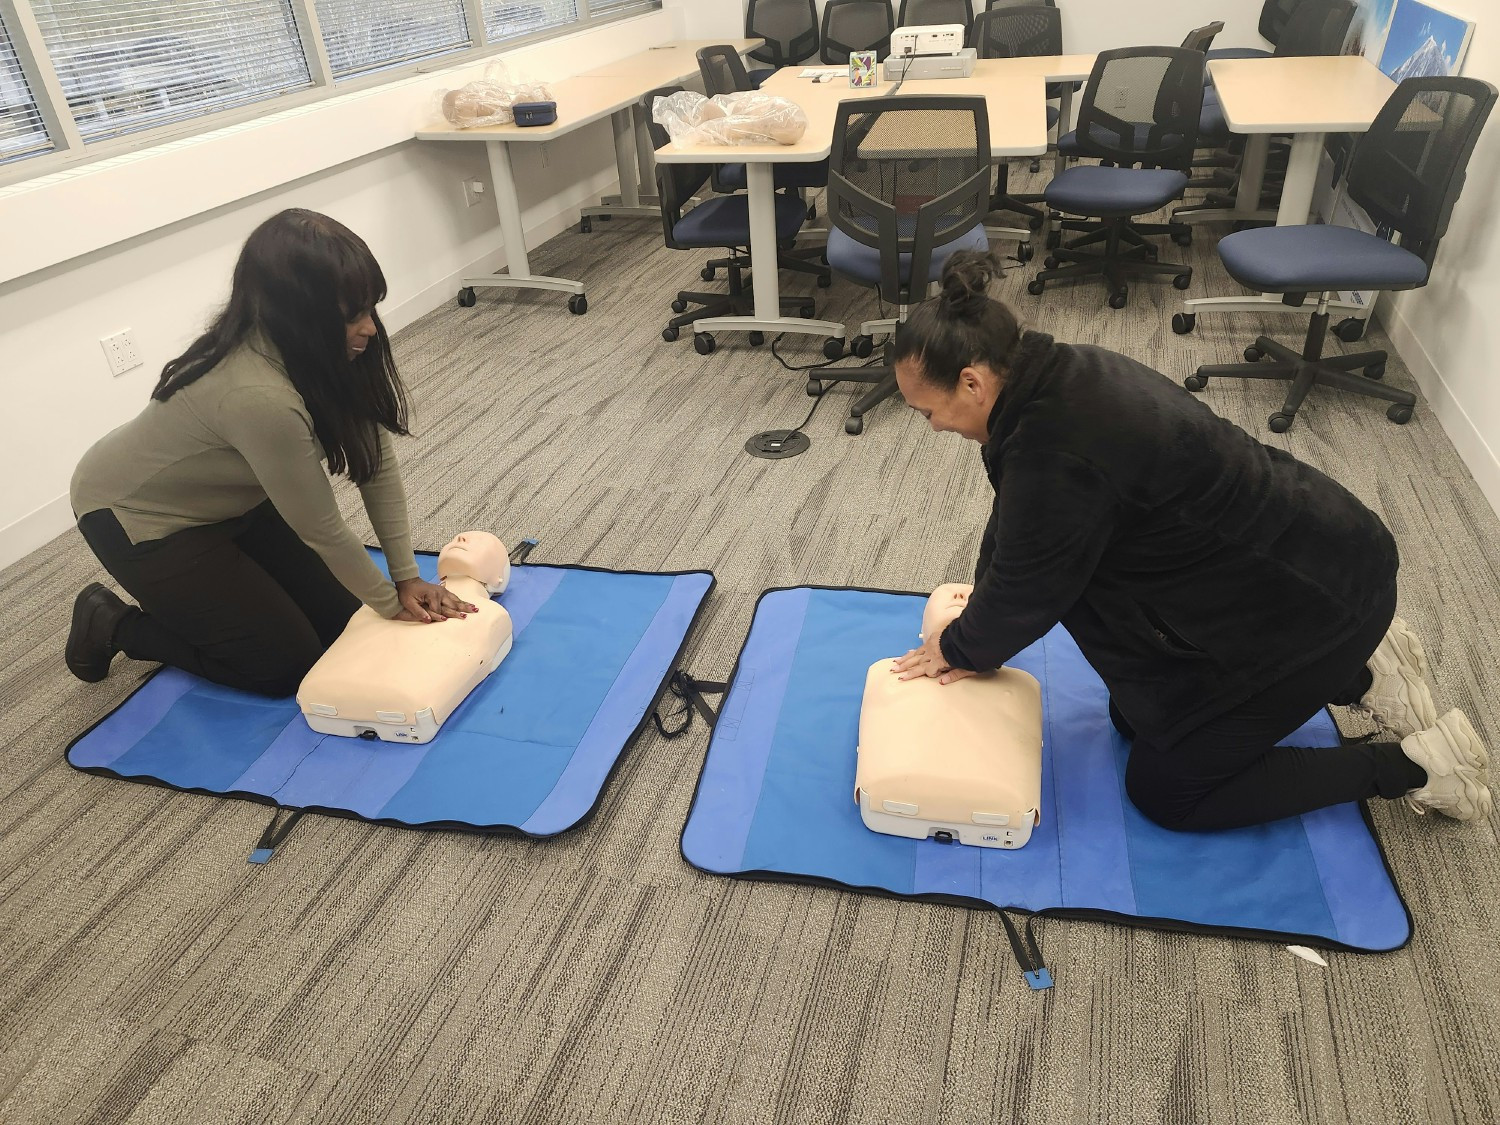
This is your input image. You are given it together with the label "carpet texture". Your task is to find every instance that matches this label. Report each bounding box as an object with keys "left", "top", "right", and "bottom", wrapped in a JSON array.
[{"left": 3, "top": 175, "right": 1499, "bottom": 1123}]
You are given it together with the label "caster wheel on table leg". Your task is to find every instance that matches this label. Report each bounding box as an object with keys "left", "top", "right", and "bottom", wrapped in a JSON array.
[
  {"left": 694, "top": 332, "right": 716, "bottom": 355},
  {"left": 823, "top": 337, "right": 846, "bottom": 361},
  {"left": 456, "top": 287, "right": 476, "bottom": 308},
  {"left": 749, "top": 331, "right": 765, "bottom": 346},
  {"left": 568, "top": 294, "right": 588, "bottom": 315},
  {"left": 1172, "top": 312, "right": 1196, "bottom": 335}
]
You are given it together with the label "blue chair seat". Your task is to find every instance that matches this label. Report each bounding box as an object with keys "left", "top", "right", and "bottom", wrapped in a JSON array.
[
  {"left": 1045, "top": 166, "right": 1189, "bottom": 216},
  {"left": 1199, "top": 98, "right": 1229, "bottom": 146},
  {"left": 1206, "top": 46, "right": 1273, "bottom": 61},
  {"left": 672, "top": 190, "right": 808, "bottom": 247},
  {"left": 826, "top": 222, "right": 988, "bottom": 287},
  {"left": 748, "top": 68, "right": 775, "bottom": 88},
  {"left": 718, "top": 158, "right": 829, "bottom": 191},
  {"left": 1046, "top": 103, "right": 1060, "bottom": 129},
  {"left": 1219, "top": 224, "right": 1429, "bottom": 293}
]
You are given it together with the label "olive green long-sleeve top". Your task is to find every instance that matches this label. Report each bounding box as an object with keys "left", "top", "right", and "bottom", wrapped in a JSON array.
[{"left": 70, "top": 338, "right": 419, "bottom": 618}]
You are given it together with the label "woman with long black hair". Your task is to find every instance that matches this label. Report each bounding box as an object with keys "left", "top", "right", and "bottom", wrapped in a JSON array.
[
  {"left": 890, "top": 250, "right": 1491, "bottom": 830},
  {"left": 66, "top": 208, "right": 473, "bottom": 697}
]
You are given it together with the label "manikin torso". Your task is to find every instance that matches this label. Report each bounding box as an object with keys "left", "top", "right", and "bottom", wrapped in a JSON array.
[
  {"left": 297, "top": 532, "right": 515, "bottom": 744},
  {"left": 854, "top": 583, "right": 1044, "bottom": 847}
]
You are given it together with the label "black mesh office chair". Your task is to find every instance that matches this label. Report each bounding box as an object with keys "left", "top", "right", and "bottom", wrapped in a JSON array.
[
  {"left": 643, "top": 87, "right": 818, "bottom": 345},
  {"left": 1188, "top": 77, "right": 1497, "bottom": 432},
  {"left": 1030, "top": 47, "right": 1203, "bottom": 308},
  {"left": 746, "top": 0, "right": 820, "bottom": 69},
  {"left": 820, "top": 96, "right": 992, "bottom": 434},
  {"left": 821, "top": 0, "right": 897, "bottom": 63},
  {"left": 1206, "top": 0, "right": 1305, "bottom": 62},
  {"left": 898, "top": 0, "right": 974, "bottom": 28},
  {"left": 971, "top": 6, "right": 1065, "bottom": 231}
]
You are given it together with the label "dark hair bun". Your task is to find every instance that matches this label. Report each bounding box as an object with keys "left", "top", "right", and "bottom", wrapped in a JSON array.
[{"left": 937, "top": 250, "right": 999, "bottom": 321}]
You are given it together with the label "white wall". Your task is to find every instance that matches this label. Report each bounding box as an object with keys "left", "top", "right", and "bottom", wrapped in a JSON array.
[
  {"left": 1380, "top": 1, "right": 1500, "bottom": 513},
  {"left": 0, "top": 12, "right": 676, "bottom": 565}
]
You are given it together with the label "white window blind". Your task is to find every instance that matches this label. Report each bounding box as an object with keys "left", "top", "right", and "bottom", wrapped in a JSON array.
[
  {"left": 30, "top": 0, "right": 313, "bottom": 143},
  {"left": 483, "top": 0, "right": 578, "bottom": 44},
  {"left": 316, "top": 0, "right": 472, "bottom": 81},
  {"left": 0, "top": 15, "right": 51, "bottom": 164},
  {"left": 588, "top": 1, "right": 658, "bottom": 13}
]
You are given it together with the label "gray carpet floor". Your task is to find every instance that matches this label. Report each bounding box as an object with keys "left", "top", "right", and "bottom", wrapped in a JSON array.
[{"left": 4, "top": 181, "right": 1499, "bottom": 1124}]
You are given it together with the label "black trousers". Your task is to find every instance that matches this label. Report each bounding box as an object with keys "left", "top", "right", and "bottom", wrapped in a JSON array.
[
  {"left": 77, "top": 502, "right": 360, "bottom": 697},
  {"left": 1120, "top": 584, "right": 1426, "bottom": 831}
]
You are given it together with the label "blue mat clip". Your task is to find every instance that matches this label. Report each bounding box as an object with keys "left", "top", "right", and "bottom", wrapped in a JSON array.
[
  {"left": 509, "top": 538, "right": 539, "bottom": 565},
  {"left": 1024, "top": 968, "right": 1053, "bottom": 991},
  {"left": 652, "top": 671, "right": 726, "bottom": 739},
  {"left": 247, "top": 807, "right": 305, "bottom": 865}
]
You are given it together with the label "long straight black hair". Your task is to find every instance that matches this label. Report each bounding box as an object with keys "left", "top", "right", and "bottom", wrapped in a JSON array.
[{"left": 154, "top": 208, "right": 409, "bottom": 485}]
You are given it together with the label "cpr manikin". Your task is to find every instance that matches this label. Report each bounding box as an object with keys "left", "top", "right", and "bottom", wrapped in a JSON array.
[
  {"left": 297, "top": 531, "right": 515, "bottom": 744},
  {"left": 855, "top": 584, "right": 1044, "bottom": 848}
]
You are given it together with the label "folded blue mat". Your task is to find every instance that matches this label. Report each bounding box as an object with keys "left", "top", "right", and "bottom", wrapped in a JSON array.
[
  {"left": 68, "top": 551, "right": 713, "bottom": 840},
  {"left": 682, "top": 587, "right": 1411, "bottom": 958}
]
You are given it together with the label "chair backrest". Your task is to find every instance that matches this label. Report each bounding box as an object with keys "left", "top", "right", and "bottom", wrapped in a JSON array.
[
  {"left": 1274, "top": 0, "right": 1355, "bottom": 57},
  {"left": 1258, "top": 0, "right": 1304, "bottom": 46},
  {"left": 1073, "top": 46, "right": 1204, "bottom": 170},
  {"left": 984, "top": 0, "right": 1056, "bottom": 9},
  {"left": 821, "top": 0, "right": 897, "bottom": 64},
  {"left": 1346, "top": 77, "right": 1497, "bottom": 270},
  {"left": 898, "top": 0, "right": 973, "bottom": 29},
  {"left": 746, "top": 0, "right": 820, "bottom": 68},
  {"left": 971, "top": 6, "right": 1060, "bottom": 59},
  {"left": 1180, "top": 21, "right": 1225, "bottom": 54},
  {"left": 642, "top": 86, "right": 713, "bottom": 250},
  {"left": 826, "top": 95, "right": 992, "bottom": 303},
  {"left": 697, "top": 45, "right": 752, "bottom": 96}
]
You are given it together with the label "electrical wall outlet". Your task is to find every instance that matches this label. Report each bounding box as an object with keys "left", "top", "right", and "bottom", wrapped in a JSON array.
[
  {"left": 100, "top": 330, "right": 142, "bottom": 377},
  {"left": 462, "top": 178, "right": 486, "bottom": 207}
]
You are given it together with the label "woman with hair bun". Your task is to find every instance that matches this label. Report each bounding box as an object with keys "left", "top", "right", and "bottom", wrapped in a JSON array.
[
  {"left": 891, "top": 250, "right": 1490, "bottom": 831},
  {"left": 66, "top": 208, "right": 474, "bottom": 698}
]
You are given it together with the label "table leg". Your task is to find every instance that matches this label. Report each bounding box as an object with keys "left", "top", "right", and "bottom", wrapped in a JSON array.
[
  {"left": 458, "top": 141, "right": 584, "bottom": 303},
  {"left": 690, "top": 161, "right": 846, "bottom": 345},
  {"left": 1278, "top": 130, "right": 1325, "bottom": 227},
  {"left": 581, "top": 108, "right": 661, "bottom": 225}
]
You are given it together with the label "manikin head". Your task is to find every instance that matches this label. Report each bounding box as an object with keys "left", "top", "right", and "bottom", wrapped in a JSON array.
[
  {"left": 921, "top": 583, "right": 972, "bottom": 641},
  {"left": 438, "top": 531, "right": 510, "bottom": 595}
]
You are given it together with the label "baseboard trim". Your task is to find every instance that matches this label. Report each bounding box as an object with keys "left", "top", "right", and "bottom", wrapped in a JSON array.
[
  {"left": 0, "top": 494, "right": 75, "bottom": 572},
  {"left": 1380, "top": 299, "right": 1500, "bottom": 517}
]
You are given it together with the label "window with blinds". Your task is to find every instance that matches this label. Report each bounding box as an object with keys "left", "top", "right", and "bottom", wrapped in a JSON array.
[
  {"left": 0, "top": 15, "right": 51, "bottom": 164},
  {"left": 29, "top": 0, "right": 313, "bottom": 143},
  {"left": 587, "top": 0, "right": 657, "bottom": 13},
  {"left": 316, "top": 0, "right": 473, "bottom": 81},
  {"left": 483, "top": 0, "right": 578, "bottom": 44}
]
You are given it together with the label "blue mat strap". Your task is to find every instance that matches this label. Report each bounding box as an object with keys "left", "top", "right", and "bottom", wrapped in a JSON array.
[
  {"left": 652, "top": 671, "right": 727, "bottom": 739},
  {"left": 247, "top": 807, "right": 305, "bottom": 865},
  {"left": 997, "top": 909, "right": 1051, "bottom": 990},
  {"left": 509, "top": 538, "right": 539, "bottom": 565}
]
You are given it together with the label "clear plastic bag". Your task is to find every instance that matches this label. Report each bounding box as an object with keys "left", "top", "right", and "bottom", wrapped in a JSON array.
[
  {"left": 438, "top": 62, "right": 552, "bottom": 128},
  {"left": 651, "top": 90, "right": 808, "bottom": 147}
]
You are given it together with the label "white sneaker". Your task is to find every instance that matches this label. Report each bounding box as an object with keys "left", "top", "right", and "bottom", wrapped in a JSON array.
[
  {"left": 1358, "top": 617, "right": 1438, "bottom": 739},
  {"left": 1401, "top": 709, "right": 1492, "bottom": 821}
]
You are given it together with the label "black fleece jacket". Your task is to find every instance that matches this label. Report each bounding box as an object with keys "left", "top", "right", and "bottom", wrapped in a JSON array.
[{"left": 938, "top": 331, "right": 1398, "bottom": 746}]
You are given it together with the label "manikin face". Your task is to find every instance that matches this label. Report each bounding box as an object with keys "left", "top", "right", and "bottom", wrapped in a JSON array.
[
  {"left": 894, "top": 358, "right": 1002, "bottom": 443},
  {"left": 438, "top": 531, "right": 510, "bottom": 594},
  {"left": 921, "top": 583, "right": 972, "bottom": 641},
  {"left": 345, "top": 309, "right": 377, "bottom": 361}
]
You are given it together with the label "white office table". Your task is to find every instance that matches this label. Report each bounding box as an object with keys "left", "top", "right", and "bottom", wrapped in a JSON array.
[
  {"left": 652, "top": 63, "right": 1050, "bottom": 348},
  {"left": 413, "top": 40, "right": 761, "bottom": 313},
  {"left": 575, "top": 39, "right": 763, "bottom": 228},
  {"left": 1177, "top": 55, "right": 1396, "bottom": 331}
]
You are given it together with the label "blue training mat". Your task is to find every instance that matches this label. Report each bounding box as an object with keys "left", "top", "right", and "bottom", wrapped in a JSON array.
[
  {"left": 68, "top": 552, "right": 714, "bottom": 838},
  {"left": 682, "top": 587, "right": 1411, "bottom": 953}
]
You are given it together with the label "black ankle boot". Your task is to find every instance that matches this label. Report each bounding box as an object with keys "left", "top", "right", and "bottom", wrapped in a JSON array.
[{"left": 66, "top": 583, "right": 131, "bottom": 683}]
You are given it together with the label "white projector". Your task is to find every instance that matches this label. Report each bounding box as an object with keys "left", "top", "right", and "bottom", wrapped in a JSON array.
[{"left": 889, "top": 23, "right": 967, "bottom": 59}]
